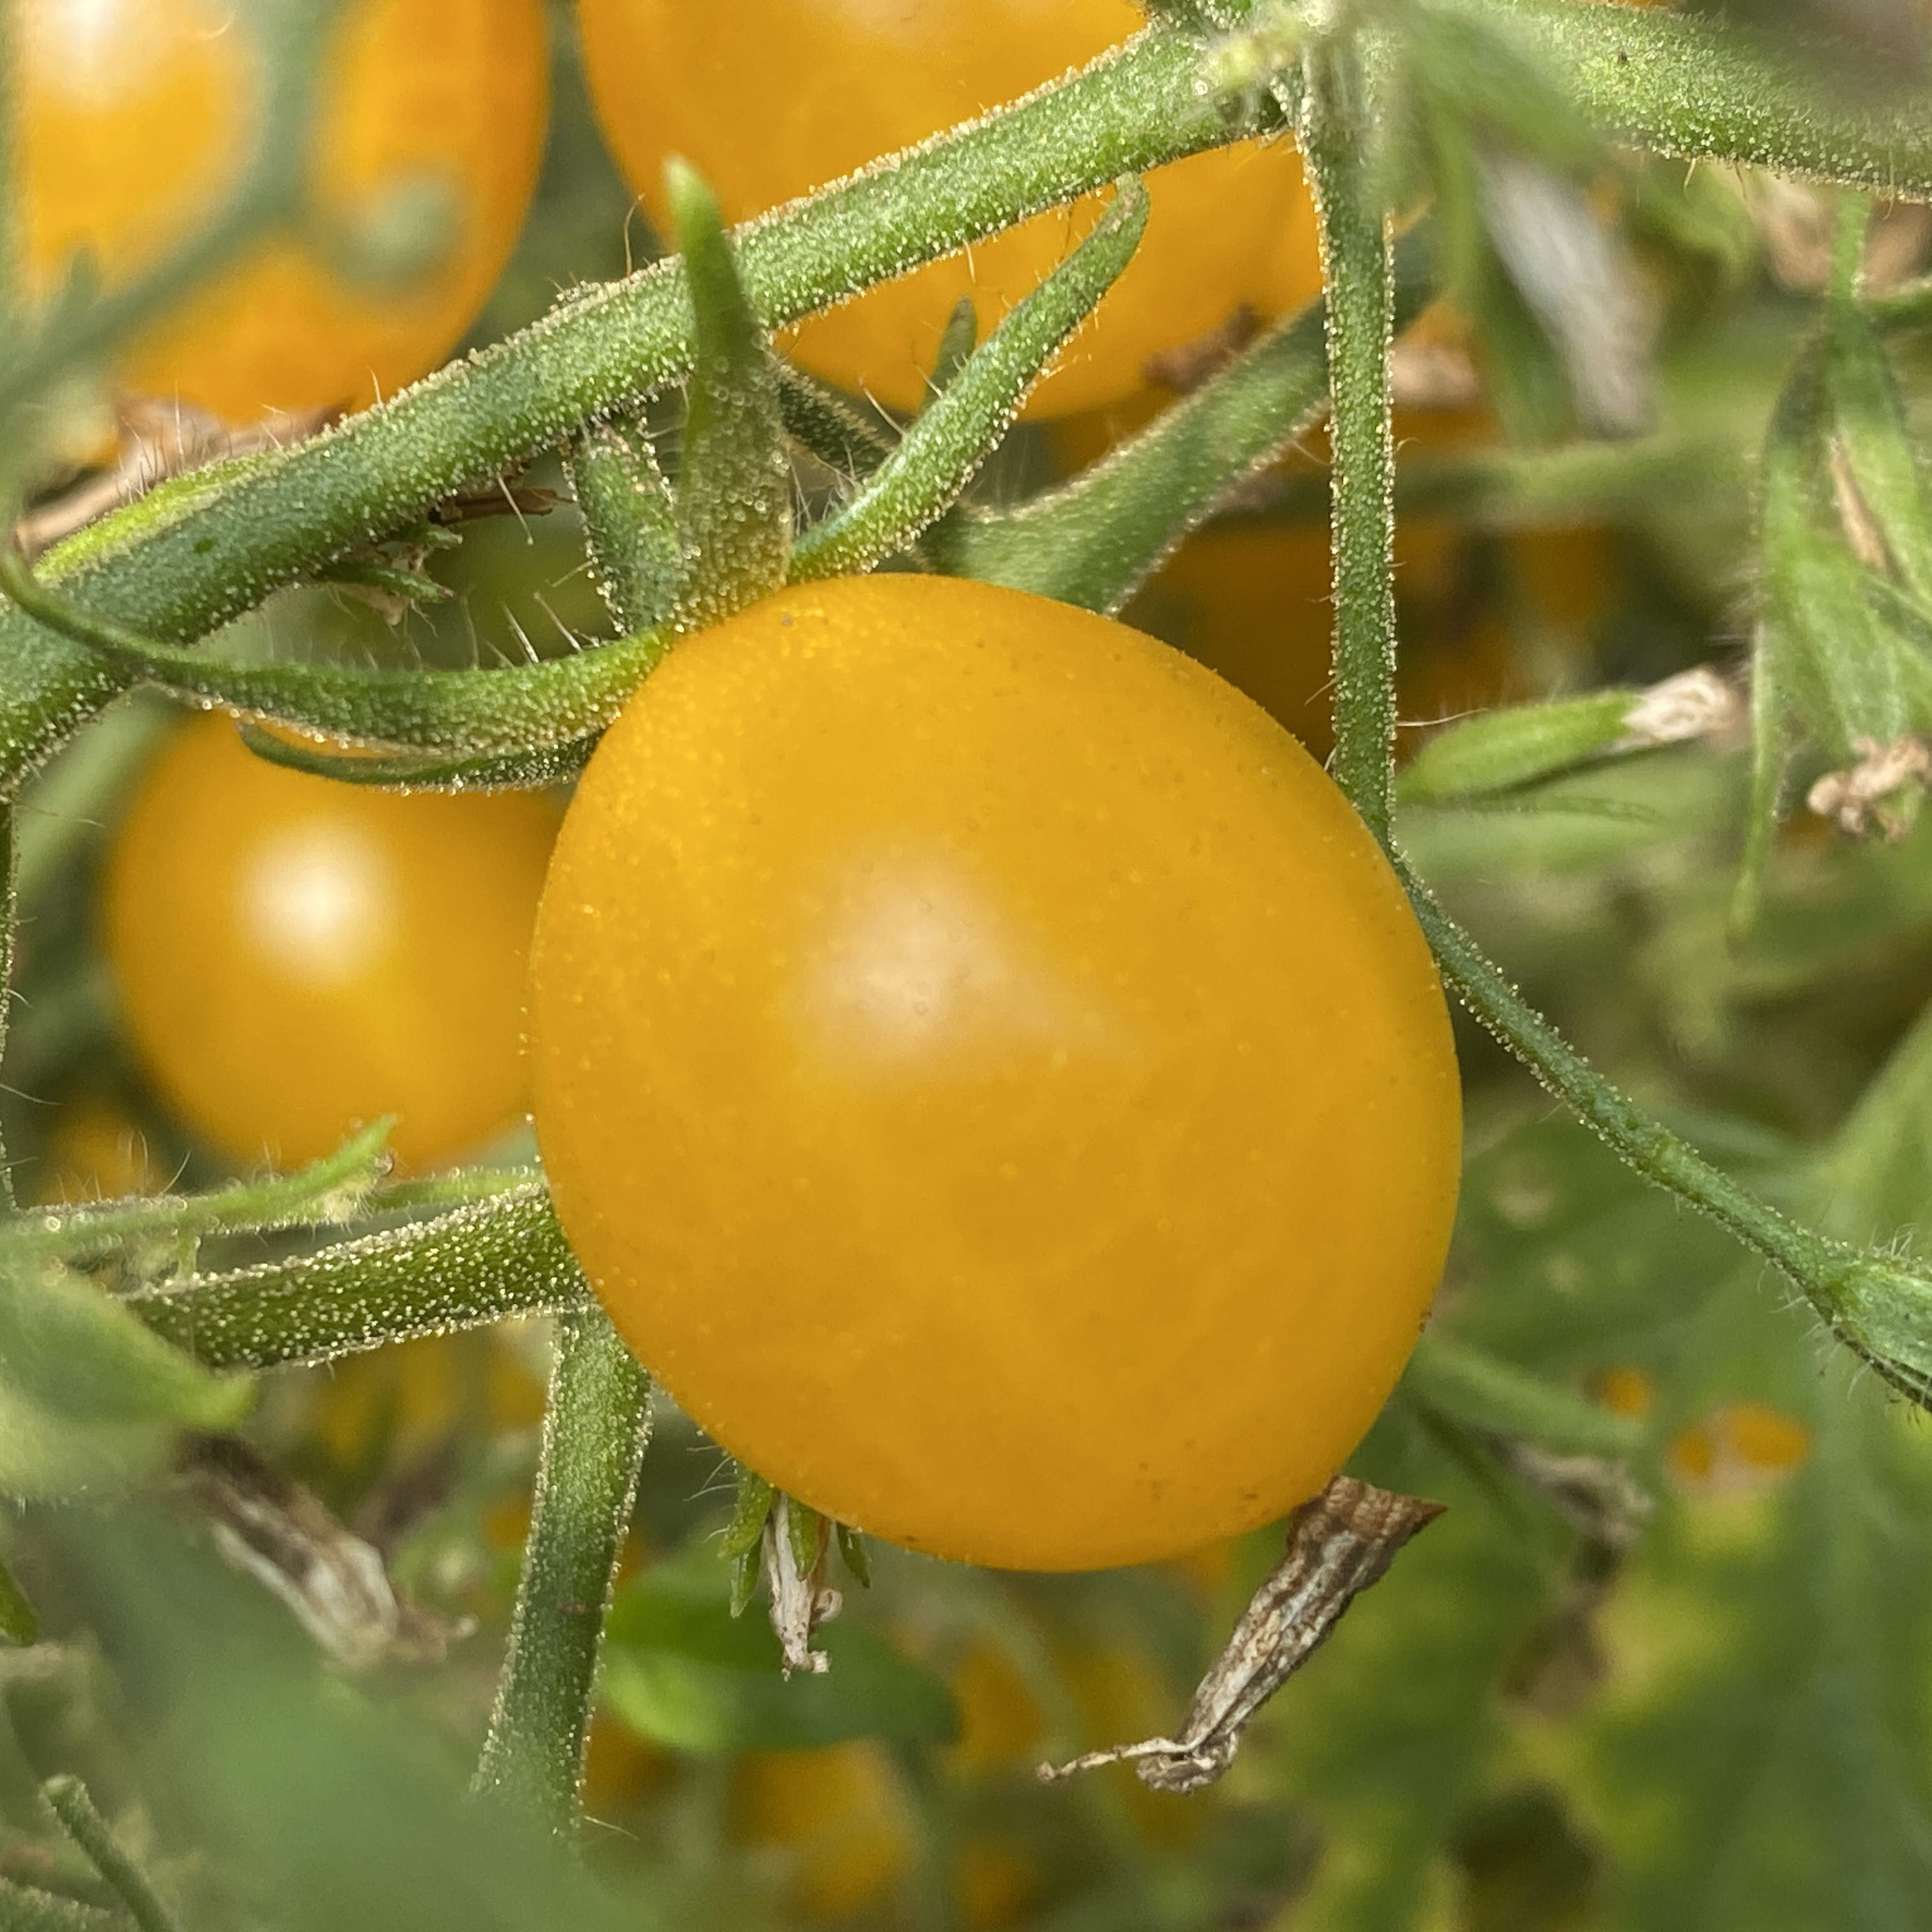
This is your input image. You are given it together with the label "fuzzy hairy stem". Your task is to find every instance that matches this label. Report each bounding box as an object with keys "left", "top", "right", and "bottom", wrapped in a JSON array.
[
  {"left": 473, "top": 1311, "right": 650, "bottom": 1838},
  {"left": 1302, "top": 40, "right": 1399, "bottom": 845},
  {"left": 1400, "top": 858, "right": 1932, "bottom": 1404}
]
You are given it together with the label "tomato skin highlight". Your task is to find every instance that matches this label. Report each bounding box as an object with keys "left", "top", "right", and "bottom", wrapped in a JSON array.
[
  {"left": 19, "top": 0, "right": 549, "bottom": 422},
  {"left": 530, "top": 574, "right": 1461, "bottom": 1572},
  {"left": 573, "top": 0, "right": 1322, "bottom": 417},
  {"left": 105, "top": 716, "right": 558, "bottom": 1172}
]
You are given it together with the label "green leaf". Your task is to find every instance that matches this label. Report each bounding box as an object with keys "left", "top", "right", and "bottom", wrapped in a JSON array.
[
  {"left": 1399, "top": 691, "right": 1643, "bottom": 803},
  {"left": 564, "top": 417, "right": 685, "bottom": 635},
  {"left": 1825, "top": 288, "right": 1932, "bottom": 608},
  {"left": 790, "top": 178, "right": 1150, "bottom": 583},
  {"left": 599, "top": 1559, "right": 958, "bottom": 1754},
  {"left": 127, "top": 1181, "right": 587, "bottom": 1372},
  {"left": 663, "top": 160, "right": 792, "bottom": 631},
  {"left": 0, "top": 1551, "right": 38, "bottom": 1646},
  {"left": 1404, "top": 1333, "right": 1644, "bottom": 1459},
  {"left": 0, "top": 1262, "right": 249, "bottom": 1500},
  {"left": 1570, "top": 1368, "right": 1932, "bottom": 1931}
]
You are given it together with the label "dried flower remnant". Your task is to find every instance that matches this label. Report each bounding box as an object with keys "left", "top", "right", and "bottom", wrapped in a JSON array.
[
  {"left": 1038, "top": 1476, "right": 1443, "bottom": 1793},
  {"left": 1807, "top": 734, "right": 1932, "bottom": 838}
]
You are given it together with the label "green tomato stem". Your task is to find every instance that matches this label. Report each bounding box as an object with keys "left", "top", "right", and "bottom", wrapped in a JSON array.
[
  {"left": 42, "top": 1775, "right": 181, "bottom": 1932},
  {"left": 473, "top": 1310, "right": 651, "bottom": 1839},
  {"left": 1302, "top": 38, "right": 1399, "bottom": 847},
  {"left": 125, "top": 1183, "right": 585, "bottom": 1372},
  {"left": 1399, "top": 855, "right": 1932, "bottom": 1407}
]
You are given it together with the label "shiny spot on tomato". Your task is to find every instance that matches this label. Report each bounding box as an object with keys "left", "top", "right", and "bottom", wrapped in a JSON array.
[{"left": 105, "top": 715, "right": 559, "bottom": 1172}]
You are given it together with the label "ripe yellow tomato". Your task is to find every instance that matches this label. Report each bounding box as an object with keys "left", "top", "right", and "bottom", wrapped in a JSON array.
[
  {"left": 19, "top": 0, "right": 548, "bottom": 422},
  {"left": 574, "top": 0, "right": 1323, "bottom": 417},
  {"left": 530, "top": 574, "right": 1461, "bottom": 1570},
  {"left": 105, "top": 716, "right": 558, "bottom": 1172}
]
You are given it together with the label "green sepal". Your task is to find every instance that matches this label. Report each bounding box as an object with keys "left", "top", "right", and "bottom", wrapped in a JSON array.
[
  {"left": 834, "top": 1523, "right": 871, "bottom": 1589},
  {"left": 1758, "top": 354, "right": 1906, "bottom": 761},
  {"left": 776, "top": 364, "right": 895, "bottom": 482},
  {"left": 1730, "top": 625, "right": 1789, "bottom": 937},
  {"left": 236, "top": 723, "right": 595, "bottom": 794},
  {"left": 790, "top": 178, "right": 1149, "bottom": 583},
  {"left": 664, "top": 159, "right": 792, "bottom": 631},
  {"left": 923, "top": 295, "right": 979, "bottom": 408},
  {"left": 726, "top": 1545, "right": 762, "bottom": 1621},
  {"left": 785, "top": 1499, "right": 827, "bottom": 1578},
  {"left": 1399, "top": 691, "right": 1643, "bottom": 803},
  {"left": 935, "top": 233, "right": 1432, "bottom": 612},
  {"left": 564, "top": 416, "right": 685, "bottom": 634},
  {"left": 721, "top": 1466, "right": 776, "bottom": 1558},
  {"left": 0, "top": 1549, "right": 39, "bottom": 1645}
]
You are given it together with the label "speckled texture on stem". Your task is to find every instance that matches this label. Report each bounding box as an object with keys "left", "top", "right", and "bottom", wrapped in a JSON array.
[{"left": 473, "top": 1310, "right": 650, "bottom": 1837}]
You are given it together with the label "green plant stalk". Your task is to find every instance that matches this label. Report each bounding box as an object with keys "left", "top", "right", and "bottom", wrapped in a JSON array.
[
  {"left": 42, "top": 1775, "right": 181, "bottom": 1932},
  {"left": 1444, "top": 0, "right": 1932, "bottom": 192},
  {"left": 125, "top": 1184, "right": 585, "bottom": 1371},
  {"left": 473, "top": 1310, "right": 651, "bottom": 1838},
  {"left": 1302, "top": 39, "right": 1399, "bottom": 846},
  {"left": 3, "top": 1121, "right": 390, "bottom": 1266},
  {"left": 1400, "top": 857, "right": 1932, "bottom": 1406},
  {"left": 0, "top": 1548, "right": 36, "bottom": 1645}
]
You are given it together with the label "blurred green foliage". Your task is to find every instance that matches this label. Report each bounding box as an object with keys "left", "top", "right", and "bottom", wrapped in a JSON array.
[{"left": 9, "top": 2, "right": 1932, "bottom": 1929}]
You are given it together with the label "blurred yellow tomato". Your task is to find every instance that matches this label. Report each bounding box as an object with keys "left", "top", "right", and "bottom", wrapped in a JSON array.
[
  {"left": 32, "top": 1088, "right": 161, "bottom": 1204},
  {"left": 730, "top": 1742, "right": 913, "bottom": 1918},
  {"left": 19, "top": 0, "right": 548, "bottom": 421},
  {"left": 105, "top": 716, "right": 559, "bottom": 1172},
  {"left": 576, "top": 0, "right": 1322, "bottom": 415}
]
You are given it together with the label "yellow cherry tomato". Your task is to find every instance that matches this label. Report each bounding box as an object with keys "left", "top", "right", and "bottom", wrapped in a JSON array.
[
  {"left": 530, "top": 574, "right": 1462, "bottom": 1570},
  {"left": 574, "top": 0, "right": 1322, "bottom": 417},
  {"left": 19, "top": 0, "right": 548, "bottom": 422},
  {"left": 105, "top": 716, "right": 558, "bottom": 1172}
]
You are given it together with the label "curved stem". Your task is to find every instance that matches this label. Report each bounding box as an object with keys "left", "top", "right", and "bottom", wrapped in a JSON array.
[
  {"left": 1395, "top": 859, "right": 1918, "bottom": 1381},
  {"left": 42, "top": 1775, "right": 181, "bottom": 1932},
  {"left": 1301, "top": 38, "right": 1398, "bottom": 845},
  {"left": 473, "top": 1310, "right": 650, "bottom": 1838}
]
